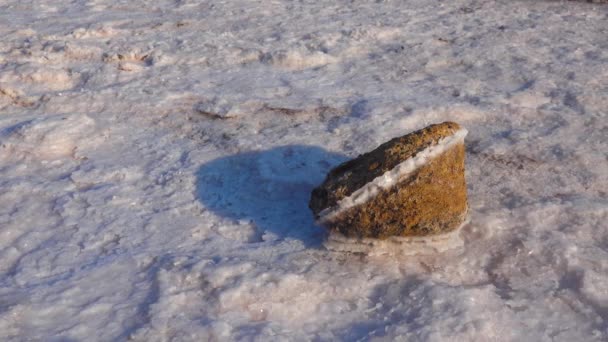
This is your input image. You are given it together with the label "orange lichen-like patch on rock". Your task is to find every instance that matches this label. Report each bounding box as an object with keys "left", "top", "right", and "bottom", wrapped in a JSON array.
[{"left": 310, "top": 121, "right": 468, "bottom": 239}]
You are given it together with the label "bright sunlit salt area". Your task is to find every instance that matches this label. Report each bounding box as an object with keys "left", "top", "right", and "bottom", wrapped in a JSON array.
[{"left": 1, "top": 0, "right": 607, "bottom": 340}]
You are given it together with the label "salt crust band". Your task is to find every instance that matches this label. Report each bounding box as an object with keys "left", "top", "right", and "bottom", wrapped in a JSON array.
[
  {"left": 323, "top": 214, "right": 469, "bottom": 256},
  {"left": 318, "top": 128, "right": 468, "bottom": 224}
]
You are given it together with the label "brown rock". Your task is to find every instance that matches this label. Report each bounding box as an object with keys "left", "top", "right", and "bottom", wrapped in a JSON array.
[{"left": 310, "top": 121, "right": 468, "bottom": 239}]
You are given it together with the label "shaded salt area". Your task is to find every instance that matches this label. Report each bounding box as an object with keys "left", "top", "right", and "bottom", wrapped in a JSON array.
[{"left": 0, "top": 0, "right": 607, "bottom": 341}]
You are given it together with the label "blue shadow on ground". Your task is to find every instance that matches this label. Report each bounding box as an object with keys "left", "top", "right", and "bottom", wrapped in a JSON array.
[{"left": 196, "top": 145, "right": 348, "bottom": 247}]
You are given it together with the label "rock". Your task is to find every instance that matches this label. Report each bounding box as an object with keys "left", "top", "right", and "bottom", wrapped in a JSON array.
[{"left": 310, "top": 121, "right": 468, "bottom": 239}]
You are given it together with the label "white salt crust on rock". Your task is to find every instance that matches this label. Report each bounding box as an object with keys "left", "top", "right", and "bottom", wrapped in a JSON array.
[{"left": 317, "top": 127, "right": 468, "bottom": 224}]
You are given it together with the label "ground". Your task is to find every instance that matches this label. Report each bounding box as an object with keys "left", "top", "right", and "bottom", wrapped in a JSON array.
[{"left": 0, "top": 0, "right": 607, "bottom": 340}]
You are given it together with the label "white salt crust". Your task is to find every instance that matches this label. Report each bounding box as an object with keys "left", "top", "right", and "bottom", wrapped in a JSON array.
[
  {"left": 317, "top": 128, "right": 468, "bottom": 223},
  {"left": 324, "top": 215, "right": 470, "bottom": 256},
  {"left": 4, "top": 2, "right": 606, "bottom": 339}
]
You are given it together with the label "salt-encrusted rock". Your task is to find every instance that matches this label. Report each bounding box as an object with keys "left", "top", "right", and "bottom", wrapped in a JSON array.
[{"left": 310, "top": 122, "right": 468, "bottom": 239}]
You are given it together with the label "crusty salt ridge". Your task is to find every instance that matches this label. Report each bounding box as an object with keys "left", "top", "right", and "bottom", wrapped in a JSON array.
[{"left": 318, "top": 127, "right": 468, "bottom": 224}]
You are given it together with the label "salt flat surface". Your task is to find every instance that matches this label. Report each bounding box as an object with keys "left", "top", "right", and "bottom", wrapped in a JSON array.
[{"left": 0, "top": 0, "right": 607, "bottom": 340}]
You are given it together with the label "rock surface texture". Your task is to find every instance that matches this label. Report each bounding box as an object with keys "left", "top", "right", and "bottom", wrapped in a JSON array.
[{"left": 310, "top": 122, "right": 468, "bottom": 239}]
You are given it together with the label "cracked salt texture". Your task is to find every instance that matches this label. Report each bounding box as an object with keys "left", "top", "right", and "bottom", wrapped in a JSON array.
[{"left": 0, "top": 0, "right": 607, "bottom": 341}]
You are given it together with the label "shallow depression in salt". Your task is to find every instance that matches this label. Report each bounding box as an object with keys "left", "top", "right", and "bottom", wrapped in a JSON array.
[{"left": 1, "top": 0, "right": 607, "bottom": 341}]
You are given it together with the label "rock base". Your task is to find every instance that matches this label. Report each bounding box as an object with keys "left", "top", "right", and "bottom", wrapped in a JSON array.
[{"left": 324, "top": 215, "right": 469, "bottom": 256}]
